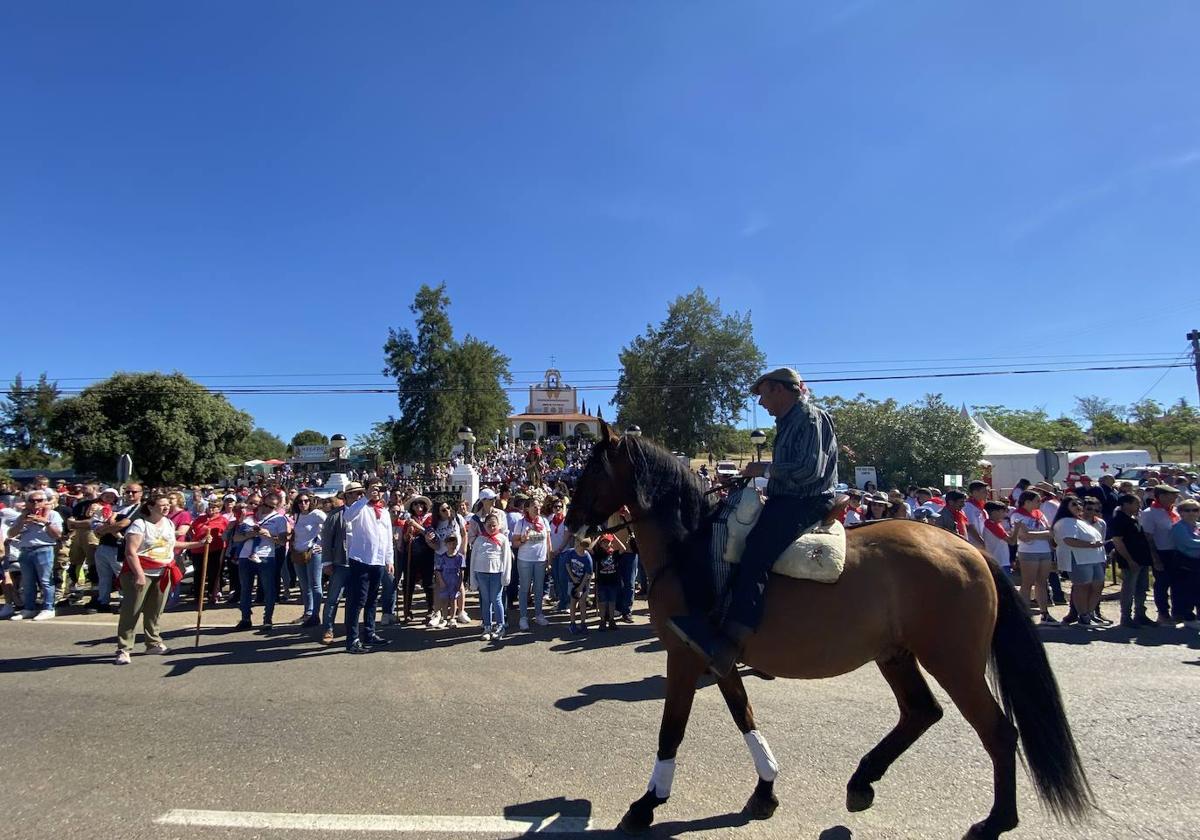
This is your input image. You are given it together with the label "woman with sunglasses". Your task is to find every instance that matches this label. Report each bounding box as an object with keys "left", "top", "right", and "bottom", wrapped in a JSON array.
[
  {"left": 290, "top": 492, "right": 326, "bottom": 626},
  {"left": 428, "top": 500, "right": 467, "bottom": 624},
  {"left": 1052, "top": 495, "right": 1108, "bottom": 626},
  {"left": 9, "top": 490, "right": 64, "bottom": 620}
]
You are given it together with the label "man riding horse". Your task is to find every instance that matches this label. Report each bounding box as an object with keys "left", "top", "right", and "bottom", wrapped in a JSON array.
[{"left": 668, "top": 366, "right": 839, "bottom": 677}]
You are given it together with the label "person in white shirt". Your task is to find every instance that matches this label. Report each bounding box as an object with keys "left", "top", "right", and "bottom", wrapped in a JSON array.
[
  {"left": 511, "top": 497, "right": 551, "bottom": 630},
  {"left": 1052, "top": 497, "right": 1108, "bottom": 626},
  {"left": 9, "top": 490, "right": 64, "bottom": 620},
  {"left": 469, "top": 512, "right": 512, "bottom": 641},
  {"left": 962, "top": 481, "right": 990, "bottom": 549},
  {"left": 341, "top": 482, "right": 395, "bottom": 653},
  {"left": 289, "top": 492, "right": 326, "bottom": 627},
  {"left": 231, "top": 489, "right": 290, "bottom": 630},
  {"left": 114, "top": 492, "right": 178, "bottom": 663},
  {"left": 980, "top": 502, "right": 1015, "bottom": 575}
]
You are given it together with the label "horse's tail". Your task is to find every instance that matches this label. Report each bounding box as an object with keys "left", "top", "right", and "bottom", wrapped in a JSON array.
[{"left": 987, "top": 563, "right": 1094, "bottom": 823}]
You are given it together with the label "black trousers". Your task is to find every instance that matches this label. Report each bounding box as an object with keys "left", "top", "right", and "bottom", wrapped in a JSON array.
[
  {"left": 344, "top": 560, "right": 383, "bottom": 648},
  {"left": 404, "top": 549, "right": 434, "bottom": 616},
  {"left": 727, "top": 495, "right": 832, "bottom": 630}
]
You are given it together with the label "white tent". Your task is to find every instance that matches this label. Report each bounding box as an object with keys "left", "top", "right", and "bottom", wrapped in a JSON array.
[{"left": 961, "top": 408, "right": 1040, "bottom": 494}]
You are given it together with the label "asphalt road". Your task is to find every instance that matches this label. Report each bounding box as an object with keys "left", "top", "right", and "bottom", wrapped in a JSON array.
[{"left": 2, "top": 592, "right": 1198, "bottom": 840}]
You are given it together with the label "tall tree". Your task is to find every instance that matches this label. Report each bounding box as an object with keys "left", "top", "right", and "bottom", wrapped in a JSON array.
[
  {"left": 1073, "top": 395, "right": 1128, "bottom": 444},
  {"left": 612, "top": 288, "right": 765, "bottom": 455},
  {"left": 233, "top": 428, "right": 288, "bottom": 461},
  {"left": 0, "top": 373, "right": 61, "bottom": 468},
  {"left": 354, "top": 418, "right": 398, "bottom": 461},
  {"left": 1165, "top": 398, "right": 1200, "bottom": 463},
  {"left": 48, "top": 372, "right": 253, "bottom": 484},
  {"left": 382, "top": 284, "right": 512, "bottom": 460},
  {"left": 1128, "top": 398, "right": 1175, "bottom": 461},
  {"left": 290, "top": 429, "right": 329, "bottom": 448},
  {"left": 829, "top": 393, "right": 983, "bottom": 487}
]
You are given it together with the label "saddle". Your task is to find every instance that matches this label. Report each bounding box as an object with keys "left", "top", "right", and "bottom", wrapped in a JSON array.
[{"left": 714, "top": 487, "right": 847, "bottom": 584}]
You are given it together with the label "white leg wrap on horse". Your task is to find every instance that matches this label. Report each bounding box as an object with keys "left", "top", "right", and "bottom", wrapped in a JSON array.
[
  {"left": 744, "top": 730, "right": 779, "bottom": 781},
  {"left": 647, "top": 758, "right": 676, "bottom": 798}
]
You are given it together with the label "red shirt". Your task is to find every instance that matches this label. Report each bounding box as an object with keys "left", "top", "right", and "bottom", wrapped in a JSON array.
[{"left": 185, "top": 513, "right": 229, "bottom": 556}]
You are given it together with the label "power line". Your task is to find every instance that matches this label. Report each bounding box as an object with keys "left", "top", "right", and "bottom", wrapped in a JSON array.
[{"left": 40, "top": 361, "right": 1195, "bottom": 397}]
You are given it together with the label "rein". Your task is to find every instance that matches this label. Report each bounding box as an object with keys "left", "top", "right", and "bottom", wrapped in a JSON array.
[{"left": 590, "top": 476, "right": 749, "bottom": 537}]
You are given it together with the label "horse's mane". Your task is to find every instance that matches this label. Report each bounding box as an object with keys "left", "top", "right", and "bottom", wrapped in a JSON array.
[{"left": 623, "top": 436, "right": 718, "bottom": 611}]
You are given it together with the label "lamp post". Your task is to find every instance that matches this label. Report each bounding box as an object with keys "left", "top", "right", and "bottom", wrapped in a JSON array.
[
  {"left": 330, "top": 433, "right": 347, "bottom": 473},
  {"left": 626, "top": 425, "right": 642, "bottom": 439},
  {"left": 457, "top": 426, "right": 476, "bottom": 463},
  {"left": 750, "top": 429, "right": 767, "bottom": 463}
]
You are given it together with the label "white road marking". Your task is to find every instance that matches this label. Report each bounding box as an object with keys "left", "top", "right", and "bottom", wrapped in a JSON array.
[{"left": 156, "top": 809, "right": 596, "bottom": 833}]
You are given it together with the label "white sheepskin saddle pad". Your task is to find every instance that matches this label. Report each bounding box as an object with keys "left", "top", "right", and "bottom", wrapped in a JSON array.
[{"left": 720, "top": 488, "right": 846, "bottom": 583}]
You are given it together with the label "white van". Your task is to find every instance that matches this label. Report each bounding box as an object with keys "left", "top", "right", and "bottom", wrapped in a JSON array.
[{"left": 1054, "top": 450, "right": 1150, "bottom": 482}]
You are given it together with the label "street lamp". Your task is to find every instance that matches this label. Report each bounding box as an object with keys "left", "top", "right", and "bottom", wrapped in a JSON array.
[
  {"left": 458, "top": 425, "right": 476, "bottom": 463},
  {"left": 626, "top": 425, "right": 642, "bottom": 438},
  {"left": 750, "top": 429, "right": 767, "bottom": 462},
  {"left": 330, "top": 433, "right": 347, "bottom": 473}
]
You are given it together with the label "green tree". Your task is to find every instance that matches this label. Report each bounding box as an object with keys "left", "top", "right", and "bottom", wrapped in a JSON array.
[
  {"left": 353, "top": 418, "right": 398, "bottom": 461},
  {"left": 613, "top": 288, "right": 765, "bottom": 456},
  {"left": 383, "top": 284, "right": 512, "bottom": 460},
  {"left": 234, "top": 428, "right": 288, "bottom": 461},
  {"left": 1073, "top": 395, "right": 1128, "bottom": 444},
  {"left": 828, "top": 393, "right": 983, "bottom": 487},
  {"left": 1165, "top": 398, "right": 1200, "bottom": 463},
  {"left": 1128, "top": 398, "right": 1176, "bottom": 462},
  {"left": 1045, "top": 417, "right": 1088, "bottom": 450},
  {"left": 290, "top": 429, "right": 329, "bottom": 448},
  {"left": 48, "top": 372, "right": 254, "bottom": 485},
  {"left": 0, "top": 373, "right": 61, "bottom": 468}
]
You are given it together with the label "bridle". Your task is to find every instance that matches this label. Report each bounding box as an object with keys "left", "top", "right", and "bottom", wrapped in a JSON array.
[{"left": 585, "top": 475, "right": 750, "bottom": 536}]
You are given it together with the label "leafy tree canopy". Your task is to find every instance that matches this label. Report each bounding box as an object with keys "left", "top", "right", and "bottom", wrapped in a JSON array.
[
  {"left": 383, "top": 284, "right": 512, "bottom": 460},
  {"left": 971, "top": 406, "right": 1087, "bottom": 451},
  {"left": 290, "top": 429, "right": 329, "bottom": 448},
  {"left": 48, "top": 372, "right": 253, "bottom": 485},
  {"left": 613, "top": 288, "right": 765, "bottom": 456},
  {"left": 0, "top": 373, "right": 61, "bottom": 469}
]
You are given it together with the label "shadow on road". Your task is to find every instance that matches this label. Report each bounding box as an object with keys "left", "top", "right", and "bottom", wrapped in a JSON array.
[
  {"left": 1039, "top": 624, "right": 1200, "bottom": 649},
  {"left": 555, "top": 674, "right": 668, "bottom": 710},
  {"left": 493, "top": 796, "right": 784, "bottom": 838}
]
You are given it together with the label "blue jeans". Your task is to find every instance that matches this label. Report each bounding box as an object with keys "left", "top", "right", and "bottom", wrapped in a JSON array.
[
  {"left": 517, "top": 559, "right": 546, "bottom": 621},
  {"left": 553, "top": 554, "right": 571, "bottom": 611},
  {"left": 476, "top": 571, "right": 505, "bottom": 630},
  {"left": 322, "top": 564, "right": 351, "bottom": 631},
  {"left": 19, "top": 545, "right": 55, "bottom": 612},
  {"left": 95, "top": 544, "right": 122, "bottom": 606},
  {"left": 238, "top": 556, "right": 277, "bottom": 622},
  {"left": 617, "top": 552, "right": 637, "bottom": 616},
  {"left": 344, "top": 560, "right": 383, "bottom": 648},
  {"left": 381, "top": 563, "right": 398, "bottom": 617},
  {"left": 295, "top": 553, "right": 323, "bottom": 617}
]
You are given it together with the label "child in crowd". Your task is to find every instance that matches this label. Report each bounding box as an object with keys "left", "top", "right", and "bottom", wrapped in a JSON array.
[
  {"left": 431, "top": 534, "right": 465, "bottom": 628},
  {"left": 593, "top": 533, "right": 621, "bottom": 631},
  {"left": 981, "top": 501, "right": 1015, "bottom": 577},
  {"left": 565, "top": 537, "right": 593, "bottom": 635}
]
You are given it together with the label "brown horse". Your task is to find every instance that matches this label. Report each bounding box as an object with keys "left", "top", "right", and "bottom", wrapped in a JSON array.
[{"left": 566, "top": 423, "right": 1093, "bottom": 840}]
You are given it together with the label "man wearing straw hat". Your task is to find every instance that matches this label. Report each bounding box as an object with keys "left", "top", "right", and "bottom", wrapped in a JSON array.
[{"left": 669, "top": 367, "right": 839, "bottom": 677}]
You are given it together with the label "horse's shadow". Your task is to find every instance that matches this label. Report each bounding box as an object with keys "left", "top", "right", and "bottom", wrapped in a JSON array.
[{"left": 496, "top": 798, "right": 850, "bottom": 838}]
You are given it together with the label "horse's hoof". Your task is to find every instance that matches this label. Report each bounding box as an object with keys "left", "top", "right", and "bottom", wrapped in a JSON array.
[
  {"left": 618, "top": 809, "right": 653, "bottom": 835},
  {"left": 846, "top": 783, "right": 875, "bottom": 812},
  {"left": 743, "top": 789, "right": 779, "bottom": 820},
  {"left": 962, "top": 819, "right": 1003, "bottom": 840}
]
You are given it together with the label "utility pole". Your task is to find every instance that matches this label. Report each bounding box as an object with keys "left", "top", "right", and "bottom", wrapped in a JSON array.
[{"left": 1189, "top": 329, "right": 1200, "bottom": 407}]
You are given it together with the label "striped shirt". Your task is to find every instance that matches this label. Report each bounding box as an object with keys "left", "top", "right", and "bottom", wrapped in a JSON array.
[{"left": 766, "top": 399, "right": 839, "bottom": 499}]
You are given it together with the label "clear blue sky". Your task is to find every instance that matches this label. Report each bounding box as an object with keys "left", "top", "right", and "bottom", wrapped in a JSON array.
[{"left": 4, "top": 2, "right": 1199, "bottom": 444}]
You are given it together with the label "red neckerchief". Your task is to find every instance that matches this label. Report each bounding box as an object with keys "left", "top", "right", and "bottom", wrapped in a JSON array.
[
  {"left": 371, "top": 500, "right": 385, "bottom": 520},
  {"left": 1151, "top": 500, "right": 1180, "bottom": 525},
  {"left": 948, "top": 507, "right": 968, "bottom": 537},
  {"left": 524, "top": 514, "right": 544, "bottom": 532},
  {"left": 984, "top": 519, "right": 1008, "bottom": 541},
  {"left": 967, "top": 498, "right": 986, "bottom": 512},
  {"left": 551, "top": 513, "right": 565, "bottom": 527},
  {"left": 481, "top": 530, "right": 502, "bottom": 546},
  {"left": 1017, "top": 508, "right": 1048, "bottom": 527},
  {"left": 101, "top": 504, "right": 113, "bottom": 519},
  {"left": 930, "top": 497, "right": 946, "bottom": 507}
]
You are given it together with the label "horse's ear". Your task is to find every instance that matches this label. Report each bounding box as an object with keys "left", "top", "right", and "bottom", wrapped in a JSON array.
[{"left": 599, "top": 420, "right": 620, "bottom": 447}]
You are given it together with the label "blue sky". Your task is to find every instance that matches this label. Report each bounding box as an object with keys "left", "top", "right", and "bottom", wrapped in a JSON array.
[{"left": 3, "top": 2, "right": 1199, "bottom": 445}]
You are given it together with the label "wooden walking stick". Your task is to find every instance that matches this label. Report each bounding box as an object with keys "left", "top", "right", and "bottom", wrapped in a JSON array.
[
  {"left": 403, "top": 527, "right": 413, "bottom": 622},
  {"left": 193, "top": 540, "right": 211, "bottom": 649}
]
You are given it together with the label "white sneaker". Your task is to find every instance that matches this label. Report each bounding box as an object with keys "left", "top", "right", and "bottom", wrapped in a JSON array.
[
  {"left": 144, "top": 643, "right": 169, "bottom": 655},
  {"left": 448, "top": 618, "right": 459, "bottom": 628},
  {"left": 114, "top": 650, "right": 131, "bottom": 666},
  {"left": 518, "top": 617, "right": 530, "bottom": 631},
  {"left": 481, "top": 630, "right": 492, "bottom": 641},
  {"left": 12, "top": 610, "right": 35, "bottom": 621},
  {"left": 456, "top": 610, "right": 469, "bottom": 624},
  {"left": 430, "top": 614, "right": 446, "bottom": 629},
  {"left": 534, "top": 615, "right": 549, "bottom": 626},
  {"left": 0, "top": 605, "right": 13, "bottom": 620},
  {"left": 33, "top": 609, "right": 55, "bottom": 621},
  {"left": 426, "top": 611, "right": 441, "bottom": 627},
  {"left": 492, "top": 625, "right": 505, "bottom": 641}
]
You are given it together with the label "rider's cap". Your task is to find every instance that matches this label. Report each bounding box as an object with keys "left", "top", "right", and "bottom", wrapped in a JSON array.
[{"left": 751, "top": 367, "right": 804, "bottom": 395}]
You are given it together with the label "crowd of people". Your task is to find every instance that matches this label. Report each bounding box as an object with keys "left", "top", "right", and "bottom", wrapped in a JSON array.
[
  {"left": 0, "top": 440, "right": 650, "bottom": 662},
  {"left": 3, "top": 443, "right": 1199, "bottom": 665}
]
